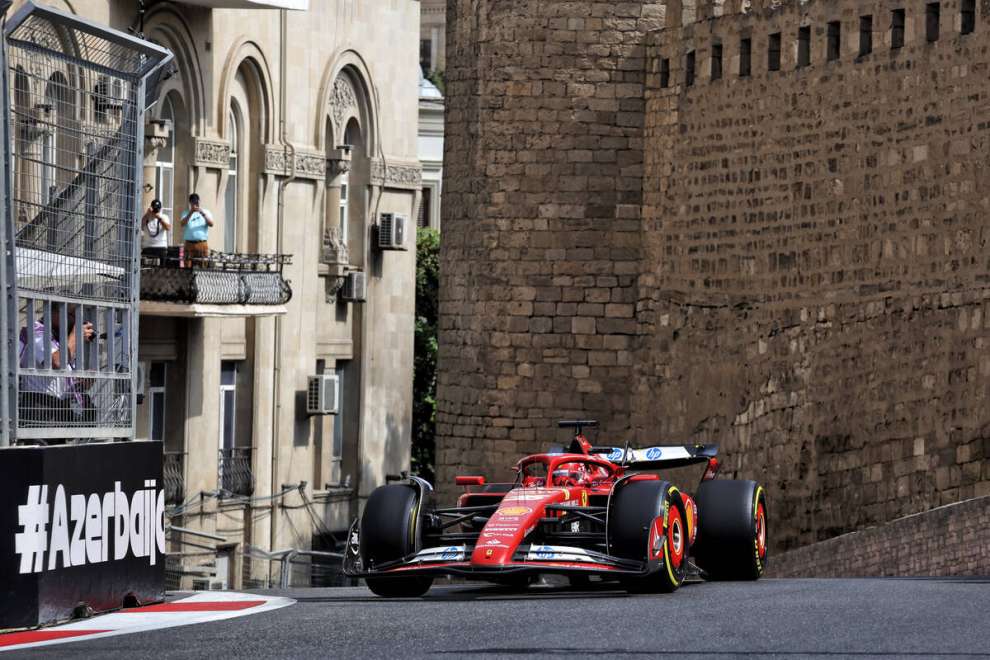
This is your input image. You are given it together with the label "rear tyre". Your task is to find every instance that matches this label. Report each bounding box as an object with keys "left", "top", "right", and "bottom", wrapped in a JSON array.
[
  {"left": 609, "top": 480, "right": 688, "bottom": 593},
  {"left": 693, "top": 480, "right": 767, "bottom": 581},
  {"left": 361, "top": 484, "right": 435, "bottom": 597}
]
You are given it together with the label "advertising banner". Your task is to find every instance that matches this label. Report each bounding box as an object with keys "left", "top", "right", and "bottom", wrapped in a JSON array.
[{"left": 0, "top": 442, "right": 165, "bottom": 629}]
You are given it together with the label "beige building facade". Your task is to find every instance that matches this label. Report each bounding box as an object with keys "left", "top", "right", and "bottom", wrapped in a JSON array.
[{"left": 8, "top": 0, "right": 422, "bottom": 588}]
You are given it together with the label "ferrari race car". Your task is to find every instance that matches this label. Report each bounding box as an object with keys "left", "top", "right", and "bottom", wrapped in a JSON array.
[{"left": 343, "top": 421, "right": 768, "bottom": 597}]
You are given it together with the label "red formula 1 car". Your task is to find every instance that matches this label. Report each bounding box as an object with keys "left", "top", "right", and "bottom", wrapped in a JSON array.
[{"left": 343, "top": 420, "right": 768, "bottom": 597}]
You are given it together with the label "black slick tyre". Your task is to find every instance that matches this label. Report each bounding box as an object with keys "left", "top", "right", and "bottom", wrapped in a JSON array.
[
  {"left": 693, "top": 479, "right": 768, "bottom": 581},
  {"left": 361, "top": 484, "right": 434, "bottom": 597},
  {"left": 608, "top": 480, "right": 688, "bottom": 593}
]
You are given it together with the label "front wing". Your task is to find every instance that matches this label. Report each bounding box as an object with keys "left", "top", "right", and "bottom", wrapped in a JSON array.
[{"left": 343, "top": 540, "right": 648, "bottom": 579}]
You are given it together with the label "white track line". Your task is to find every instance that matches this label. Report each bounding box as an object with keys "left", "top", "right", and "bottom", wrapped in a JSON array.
[{"left": 0, "top": 592, "right": 295, "bottom": 652}]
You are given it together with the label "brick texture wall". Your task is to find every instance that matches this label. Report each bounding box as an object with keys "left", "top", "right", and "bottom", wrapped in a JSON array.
[
  {"left": 438, "top": 0, "right": 990, "bottom": 559},
  {"left": 437, "top": 1, "right": 665, "bottom": 490},
  {"left": 770, "top": 496, "right": 990, "bottom": 576},
  {"left": 640, "top": 0, "right": 990, "bottom": 552}
]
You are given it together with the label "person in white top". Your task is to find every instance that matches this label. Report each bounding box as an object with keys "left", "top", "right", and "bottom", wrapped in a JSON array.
[
  {"left": 141, "top": 198, "right": 171, "bottom": 260},
  {"left": 18, "top": 305, "right": 95, "bottom": 429}
]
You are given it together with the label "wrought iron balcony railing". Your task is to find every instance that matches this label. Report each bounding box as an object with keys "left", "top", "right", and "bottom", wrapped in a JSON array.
[
  {"left": 218, "top": 447, "right": 254, "bottom": 497},
  {"left": 140, "top": 250, "right": 292, "bottom": 306},
  {"left": 164, "top": 451, "right": 184, "bottom": 505}
]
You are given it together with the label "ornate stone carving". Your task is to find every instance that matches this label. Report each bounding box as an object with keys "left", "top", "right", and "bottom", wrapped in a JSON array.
[
  {"left": 194, "top": 137, "right": 230, "bottom": 168},
  {"left": 321, "top": 226, "right": 350, "bottom": 303},
  {"left": 322, "top": 226, "right": 350, "bottom": 267},
  {"left": 370, "top": 158, "right": 422, "bottom": 190},
  {"left": 330, "top": 75, "right": 359, "bottom": 132},
  {"left": 263, "top": 145, "right": 329, "bottom": 180},
  {"left": 295, "top": 151, "right": 327, "bottom": 179},
  {"left": 264, "top": 144, "right": 287, "bottom": 175}
]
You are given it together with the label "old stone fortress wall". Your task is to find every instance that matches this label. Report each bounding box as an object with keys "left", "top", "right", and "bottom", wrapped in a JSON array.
[{"left": 438, "top": 0, "right": 990, "bottom": 568}]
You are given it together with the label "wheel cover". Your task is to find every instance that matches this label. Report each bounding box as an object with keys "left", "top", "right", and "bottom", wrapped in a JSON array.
[
  {"left": 667, "top": 507, "right": 684, "bottom": 569},
  {"left": 756, "top": 502, "right": 767, "bottom": 559}
]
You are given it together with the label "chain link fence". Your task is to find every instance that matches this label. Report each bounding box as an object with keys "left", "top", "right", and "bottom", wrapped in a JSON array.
[{"left": 3, "top": 2, "right": 171, "bottom": 444}]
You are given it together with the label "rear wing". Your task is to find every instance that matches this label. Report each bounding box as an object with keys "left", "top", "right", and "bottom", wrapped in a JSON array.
[{"left": 593, "top": 444, "right": 718, "bottom": 470}]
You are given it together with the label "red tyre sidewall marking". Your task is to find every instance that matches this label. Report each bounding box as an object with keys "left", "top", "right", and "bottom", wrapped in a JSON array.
[
  {"left": 667, "top": 504, "right": 684, "bottom": 569},
  {"left": 756, "top": 501, "right": 767, "bottom": 559}
]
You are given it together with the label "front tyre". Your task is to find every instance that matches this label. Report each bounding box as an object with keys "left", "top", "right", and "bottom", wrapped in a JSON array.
[
  {"left": 360, "top": 484, "right": 435, "bottom": 597},
  {"left": 693, "top": 480, "right": 768, "bottom": 580},
  {"left": 365, "top": 575, "right": 433, "bottom": 598}
]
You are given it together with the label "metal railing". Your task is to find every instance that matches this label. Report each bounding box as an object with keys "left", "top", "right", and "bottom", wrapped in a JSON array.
[
  {"left": 1, "top": 2, "right": 172, "bottom": 444},
  {"left": 140, "top": 250, "right": 292, "bottom": 305},
  {"left": 218, "top": 447, "right": 254, "bottom": 496},
  {"left": 164, "top": 450, "right": 184, "bottom": 505}
]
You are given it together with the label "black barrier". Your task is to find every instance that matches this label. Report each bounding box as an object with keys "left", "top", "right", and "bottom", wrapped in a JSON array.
[{"left": 0, "top": 442, "right": 165, "bottom": 629}]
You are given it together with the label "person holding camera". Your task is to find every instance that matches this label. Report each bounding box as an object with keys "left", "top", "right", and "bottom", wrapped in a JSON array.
[
  {"left": 141, "top": 198, "right": 171, "bottom": 262},
  {"left": 180, "top": 192, "right": 214, "bottom": 267}
]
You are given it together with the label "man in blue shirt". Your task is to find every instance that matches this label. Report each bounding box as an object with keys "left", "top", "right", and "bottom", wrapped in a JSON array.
[{"left": 180, "top": 193, "right": 214, "bottom": 266}]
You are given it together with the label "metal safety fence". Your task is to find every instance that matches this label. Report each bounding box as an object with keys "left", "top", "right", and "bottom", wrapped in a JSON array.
[{"left": 1, "top": 2, "right": 171, "bottom": 444}]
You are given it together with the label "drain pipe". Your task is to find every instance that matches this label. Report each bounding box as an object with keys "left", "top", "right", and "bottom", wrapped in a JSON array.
[{"left": 269, "top": 7, "right": 297, "bottom": 584}]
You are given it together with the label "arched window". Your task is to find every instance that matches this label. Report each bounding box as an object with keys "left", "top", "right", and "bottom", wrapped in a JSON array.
[
  {"left": 341, "top": 120, "right": 361, "bottom": 246},
  {"left": 42, "top": 73, "right": 68, "bottom": 205},
  {"left": 154, "top": 96, "right": 175, "bottom": 242},
  {"left": 225, "top": 105, "right": 241, "bottom": 253}
]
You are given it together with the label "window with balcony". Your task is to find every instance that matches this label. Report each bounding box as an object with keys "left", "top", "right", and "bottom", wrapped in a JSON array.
[
  {"left": 218, "top": 360, "right": 253, "bottom": 496},
  {"left": 149, "top": 361, "right": 167, "bottom": 442},
  {"left": 332, "top": 362, "right": 347, "bottom": 461},
  {"left": 220, "top": 360, "right": 237, "bottom": 452}
]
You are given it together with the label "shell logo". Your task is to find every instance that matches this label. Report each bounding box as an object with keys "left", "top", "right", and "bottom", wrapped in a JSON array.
[{"left": 497, "top": 506, "right": 532, "bottom": 516}]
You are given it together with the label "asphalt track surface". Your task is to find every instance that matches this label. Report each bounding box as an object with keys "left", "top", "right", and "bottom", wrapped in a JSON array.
[{"left": 8, "top": 577, "right": 990, "bottom": 659}]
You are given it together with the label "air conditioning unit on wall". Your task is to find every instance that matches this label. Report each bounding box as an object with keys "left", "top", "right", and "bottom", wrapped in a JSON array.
[
  {"left": 377, "top": 213, "right": 408, "bottom": 251},
  {"left": 307, "top": 374, "right": 340, "bottom": 415},
  {"left": 340, "top": 271, "right": 366, "bottom": 302}
]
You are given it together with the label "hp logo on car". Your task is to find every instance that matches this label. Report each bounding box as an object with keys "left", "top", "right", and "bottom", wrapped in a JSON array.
[
  {"left": 646, "top": 447, "right": 663, "bottom": 460},
  {"left": 534, "top": 546, "right": 556, "bottom": 560},
  {"left": 608, "top": 448, "right": 624, "bottom": 462},
  {"left": 441, "top": 546, "right": 460, "bottom": 561}
]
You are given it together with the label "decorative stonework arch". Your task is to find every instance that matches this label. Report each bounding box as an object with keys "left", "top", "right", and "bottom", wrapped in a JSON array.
[
  {"left": 315, "top": 50, "right": 380, "bottom": 155},
  {"left": 144, "top": 5, "right": 209, "bottom": 135},
  {"left": 217, "top": 40, "right": 276, "bottom": 144}
]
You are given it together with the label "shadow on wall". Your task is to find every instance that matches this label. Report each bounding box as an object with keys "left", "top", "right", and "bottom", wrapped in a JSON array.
[{"left": 360, "top": 412, "right": 406, "bottom": 493}]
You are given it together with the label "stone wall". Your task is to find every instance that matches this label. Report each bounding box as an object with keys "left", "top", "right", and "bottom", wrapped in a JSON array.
[
  {"left": 438, "top": 0, "right": 990, "bottom": 558},
  {"left": 770, "top": 496, "right": 990, "bottom": 576},
  {"left": 640, "top": 0, "right": 990, "bottom": 551},
  {"left": 438, "top": 0, "right": 665, "bottom": 489}
]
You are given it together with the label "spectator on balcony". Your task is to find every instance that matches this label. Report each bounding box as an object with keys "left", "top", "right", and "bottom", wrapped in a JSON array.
[
  {"left": 18, "top": 305, "right": 95, "bottom": 429},
  {"left": 141, "top": 198, "right": 171, "bottom": 262},
  {"left": 180, "top": 193, "right": 214, "bottom": 267}
]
